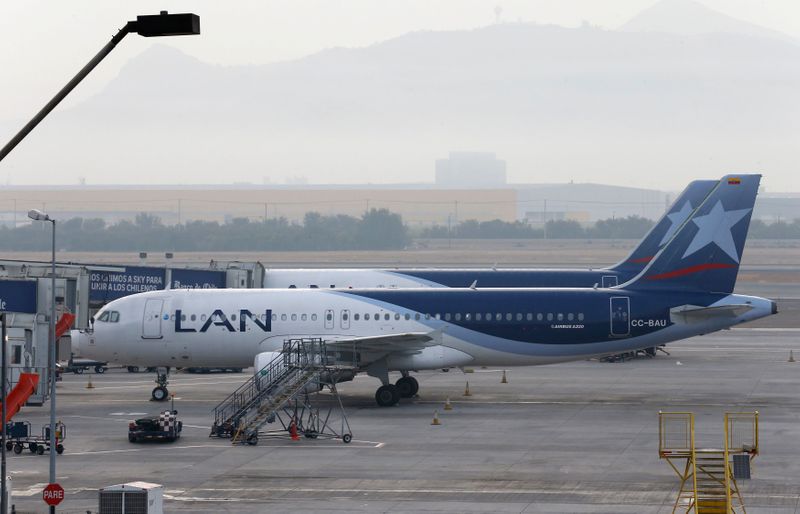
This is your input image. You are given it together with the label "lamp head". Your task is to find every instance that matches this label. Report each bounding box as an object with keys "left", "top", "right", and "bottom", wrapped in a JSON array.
[
  {"left": 133, "top": 11, "right": 200, "bottom": 37},
  {"left": 27, "top": 209, "right": 50, "bottom": 221}
]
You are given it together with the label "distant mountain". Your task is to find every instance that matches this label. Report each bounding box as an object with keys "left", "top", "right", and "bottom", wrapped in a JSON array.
[
  {"left": 1, "top": 11, "right": 798, "bottom": 191},
  {"left": 620, "top": 0, "right": 795, "bottom": 42}
]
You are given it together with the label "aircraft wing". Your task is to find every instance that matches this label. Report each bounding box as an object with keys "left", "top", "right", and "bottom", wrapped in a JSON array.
[
  {"left": 669, "top": 304, "right": 754, "bottom": 324},
  {"left": 327, "top": 331, "right": 441, "bottom": 353}
]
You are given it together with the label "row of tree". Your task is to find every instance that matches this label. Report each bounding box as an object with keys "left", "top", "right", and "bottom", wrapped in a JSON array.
[
  {"left": 0, "top": 209, "right": 409, "bottom": 251},
  {"left": 2, "top": 211, "right": 797, "bottom": 252}
]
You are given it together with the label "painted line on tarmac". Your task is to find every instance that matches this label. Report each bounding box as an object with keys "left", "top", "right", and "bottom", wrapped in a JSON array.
[{"left": 733, "top": 327, "right": 800, "bottom": 332}]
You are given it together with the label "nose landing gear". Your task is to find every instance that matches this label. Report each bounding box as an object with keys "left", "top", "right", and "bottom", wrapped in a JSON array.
[{"left": 152, "top": 367, "right": 170, "bottom": 401}]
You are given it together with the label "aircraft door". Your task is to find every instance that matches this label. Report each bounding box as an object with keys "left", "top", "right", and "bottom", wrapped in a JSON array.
[
  {"left": 324, "top": 309, "right": 334, "bottom": 330},
  {"left": 142, "top": 299, "right": 164, "bottom": 339},
  {"left": 341, "top": 309, "right": 350, "bottom": 330},
  {"left": 602, "top": 275, "right": 618, "bottom": 288},
  {"left": 609, "top": 296, "right": 630, "bottom": 337}
]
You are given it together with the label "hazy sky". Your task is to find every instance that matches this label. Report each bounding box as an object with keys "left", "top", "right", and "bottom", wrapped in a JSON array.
[
  {"left": 3, "top": 0, "right": 800, "bottom": 120},
  {"left": 1, "top": 1, "right": 799, "bottom": 191}
]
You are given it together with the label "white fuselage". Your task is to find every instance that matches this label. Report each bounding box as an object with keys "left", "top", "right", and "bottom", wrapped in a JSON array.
[{"left": 74, "top": 288, "right": 774, "bottom": 373}]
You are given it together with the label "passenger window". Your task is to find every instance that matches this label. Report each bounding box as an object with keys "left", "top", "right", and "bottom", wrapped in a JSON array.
[
  {"left": 330, "top": 285, "right": 335, "bottom": 288},
  {"left": 110, "top": 311, "right": 120, "bottom": 323},
  {"left": 190, "top": 314, "right": 196, "bottom": 321},
  {"left": 454, "top": 313, "right": 461, "bottom": 321},
  {"left": 547, "top": 313, "right": 553, "bottom": 321},
  {"left": 202, "top": 314, "right": 208, "bottom": 321},
  {"left": 354, "top": 313, "right": 360, "bottom": 321},
  {"left": 465, "top": 313, "right": 471, "bottom": 321},
  {"left": 496, "top": 313, "right": 502, "bottom": 321},
  {"left": 311, "top": 314, "right": 318, "bottom": 321},
  {"left": 291, "top": 314, "right": 297, "bottom": 321},
  {"left": 557, "top": 313, "right": 564, "bottom": 321},
  {"left": 231, "top": 314, "right": 237, "bottom": 321},
  {"left": 414, "top": 313, "right": 420, "bottom": 320},
  {"left": 486, "top": 313, "right": 492, "bottom": 321},
  {"left": 301, "top": 314, "right": 307, "bottom": 321},
  {"left": 181, "top": 314, "right": 186, "bottom": 322},
  {"left": 395, "top": 313, "right": 400, "bottom": 320},
  {"left": 289, "top": 285, "right": 297, "bottom": 289},
  {"left": 476, "top": 313, "right": 482, "bottom": 321},
  {"left": 537, "top": 313, "right": 543, "bottom": 321},
  {"left": 445, "top": 313, "right": 451, "bottom": 321},
  {"left": 516, "top": 313, "right": 522, "bottom": 321},
  {"left": 505, "top": 313, "right": 512, "bottom": 321},
  {"left": 578, "top": 313, "right": 584, "bottom": 321},
  {"left": 271, "top": 314, "right": 277, "bottom": 321},
  {"left": 568, "top": 313, "right": 574, "bottom": 321},
  {"left": 384, "top": 313, "right": 390, "bottom": 321},
  {"left": 281, "top": 314, "right": 287, "bottom": 321},
  {"left": 170, "top": 314, "right": 176, "bottom": 321},
  {"left": 435, "top": 313, "right": 441, "bottom": 320},
  {"left": 425, "top": 313, "right": 431, "bottom": 320},
  {"left": 404, "top": 313, "right": 410, "bottom": 320},
  {"left": 326, "top": 312, "right": 333, "bottom": 321},
  {"left": 526, "top": 313, "right": 533, "bottom": 321},
  {"left": 310, "top": 284, "right": 318, "bottom": 289},
  {"left": 343, "top": 313, "right": 348, "bottom": 321},
  {"left": 365, "top": 313, "right": 370, "bottom": 321}
]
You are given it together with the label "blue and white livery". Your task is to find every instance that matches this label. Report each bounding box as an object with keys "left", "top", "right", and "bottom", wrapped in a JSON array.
[{"left": 74, "top": 175, "right": 774, "bottom": 406}]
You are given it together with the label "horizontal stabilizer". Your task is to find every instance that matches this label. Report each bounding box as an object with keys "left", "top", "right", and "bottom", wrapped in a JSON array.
[
  {"left": 327, "top": 330, "right": 442, "bottom": 353},
  {"left": 669, "top": 304, "right": 753, "bottom": 324}
]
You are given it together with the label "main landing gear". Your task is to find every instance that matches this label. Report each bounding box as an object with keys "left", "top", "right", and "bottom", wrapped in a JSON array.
[
  {"left": 152, "top": 367, "right": 170, "bottom": 402},
  {"left": 374, "top": 375, "right": 419, "bottom": 407}
]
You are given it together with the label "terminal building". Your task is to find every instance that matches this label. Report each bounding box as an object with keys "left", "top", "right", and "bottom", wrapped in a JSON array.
[{"left": 0, "top": 259, "right": 265, "bottom": 404}]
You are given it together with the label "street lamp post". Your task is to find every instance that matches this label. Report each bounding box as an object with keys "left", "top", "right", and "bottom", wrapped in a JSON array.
[
  {"left": 27, "top": 210, "right": 56, "bottom": 514},
  {"left": 0, "top": 11, "right": 200, "bottom": 164}
]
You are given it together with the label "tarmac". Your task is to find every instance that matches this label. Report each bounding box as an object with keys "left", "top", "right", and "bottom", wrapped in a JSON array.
[{"left": 5, "top": 324, "right": 800, "bottom": 513}]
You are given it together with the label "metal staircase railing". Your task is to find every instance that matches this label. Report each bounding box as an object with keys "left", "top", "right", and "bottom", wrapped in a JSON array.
[{"left": 211, "top": 338, "right": 352, "bottom": 444}]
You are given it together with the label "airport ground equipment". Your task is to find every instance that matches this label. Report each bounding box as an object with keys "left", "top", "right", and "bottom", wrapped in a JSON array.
[
  {"left": 1, "top": 373, "right": 40, "bottom": 424},
  {"left": 659, "top": 411, "right": 758, "bottom": 514},
  {"left": 2, "top": 421, "right": 65, "bottom": 456},
  {"left": 64, "top": 358, "right": 108, "bottom": 374},
  {"left": 128, "top": 410, "right": 182, "bottom": 443},
  {"left": 99, "top": 481, "right": 163, "bottom": 514},
  {"left": 211, "top": 338, "right": 353, "bottom": 445}
]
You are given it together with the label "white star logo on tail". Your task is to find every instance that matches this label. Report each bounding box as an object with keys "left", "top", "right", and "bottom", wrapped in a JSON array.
[
  {"left": 681, "top": 201, "right": 751, "bottom": 263},
  {"left": 658, "top": 201, "right": 694, "bottom": 247}
]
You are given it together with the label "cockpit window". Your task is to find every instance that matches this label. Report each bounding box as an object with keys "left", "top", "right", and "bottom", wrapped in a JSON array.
[
  {"left": 97, "top": 311, "right": 110, "bottom": 322},
  {"left": 109, "top": 311, "right": 120, "bottom": 323}
]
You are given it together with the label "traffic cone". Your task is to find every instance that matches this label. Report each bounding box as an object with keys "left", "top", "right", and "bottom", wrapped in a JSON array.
[
  {"left": 501, "top": 370, "right": 508, "bottom": 384},
  {"left": 444, "top": 397, "right": 453, "bottom": 411},
  {"left": 463, "top": 381, "right": 472, "bottom": 397},
  {"left": 86, "top": 376, "right": 94, "bottom": 389},
  {"left": 289, "top": 419, "right": 300, "bottom": 441},
  {"left": 789, "top": 350, "right": 795, "bottom": 363},
  {"left": 431, "top": 410, "right": 441, "bottom": 425}
]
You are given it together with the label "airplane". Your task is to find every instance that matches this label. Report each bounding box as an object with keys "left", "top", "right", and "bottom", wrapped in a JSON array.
[
  {"left": 262, "top": 179, "right": 718, "bottom": 289},
  {"left": 73, "top": 174, "right": 775, "bottom": 406}
]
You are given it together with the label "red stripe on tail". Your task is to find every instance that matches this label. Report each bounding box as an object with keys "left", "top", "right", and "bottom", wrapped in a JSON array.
[{"left": 646, "top": 262, "right": 736, "bottom": 281}]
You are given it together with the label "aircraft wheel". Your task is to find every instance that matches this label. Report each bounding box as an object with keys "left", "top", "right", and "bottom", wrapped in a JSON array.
[
  {"left": 73, "top": 368, "right": 83, "bottom": 374},
  {"left": 95, "top": 366, "right": 106, "bottom": 374},
  {"left": 375, "top": 384, "right": 400, "bottom": 407},
  {"left": 395, "top": 376, "right": 419, "bottom": 398},
  {"left": 342, "top": 433, "right": 352, "bottom": 444},
  {"left": 152, "top": 386, "right": 169, "bottom": 402},
  {"left": 127, "top": 366, "right": 140, "bottom": 373}
]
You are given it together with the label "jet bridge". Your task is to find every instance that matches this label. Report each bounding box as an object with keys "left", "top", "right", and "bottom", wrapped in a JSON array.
[{"left": 211, "top": 339, "right": 353, "bottom": 445}]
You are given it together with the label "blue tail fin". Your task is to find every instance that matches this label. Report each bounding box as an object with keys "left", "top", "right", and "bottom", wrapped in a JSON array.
[
  {"left": 609, "top": 179, "right": 717, "bottom": 275},
  {"left": 624, "top": 174, "right": 760, "bottom": 294}
]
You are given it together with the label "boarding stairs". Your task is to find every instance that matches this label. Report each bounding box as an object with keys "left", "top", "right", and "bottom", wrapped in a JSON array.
[
  {"left": 659, "top": 412, "right": 758, "bottom": 514},
  {"left": 211, "top": 338, "right": 353, "bottom": 445}
]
